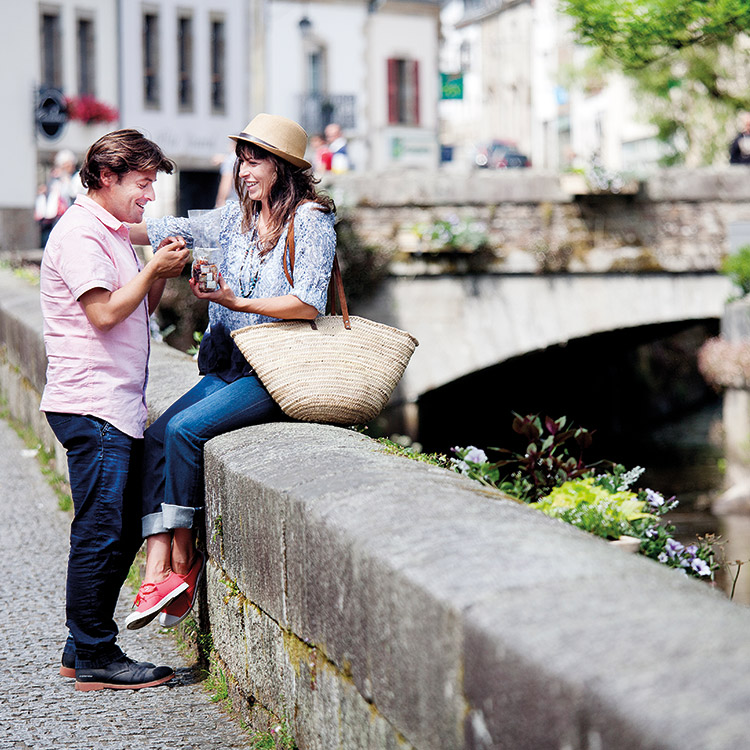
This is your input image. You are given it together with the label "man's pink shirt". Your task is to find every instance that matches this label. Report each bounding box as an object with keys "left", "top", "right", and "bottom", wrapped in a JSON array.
[{"left": 40, "top": 195, "right": 150, "bottom": 439}]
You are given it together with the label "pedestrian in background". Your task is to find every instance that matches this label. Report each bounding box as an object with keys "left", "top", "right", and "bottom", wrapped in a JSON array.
[
  {"left": 36, "top": 149, "right": 85, "bottom": 246},
  {"left": 324, "top": 122, "right": 351, "bottom": 172},
  {"left": 40, "top": 129, "right": 189, "bottom": 691},
  {"left": 729, "top": 112, "right": 750, "bottom": 164}
]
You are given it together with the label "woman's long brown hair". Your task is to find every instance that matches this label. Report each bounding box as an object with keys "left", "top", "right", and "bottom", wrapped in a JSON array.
[{"left": 233, "top": 142, "right": 335, "bottom": 257}]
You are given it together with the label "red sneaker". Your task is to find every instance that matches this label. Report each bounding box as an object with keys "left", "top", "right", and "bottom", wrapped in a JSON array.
[
  {"left": 125, "top": 572, "right": 188, "bottom": 630},
  {"left": 158, "top": 551, "right": 205, "bottom": 628}
]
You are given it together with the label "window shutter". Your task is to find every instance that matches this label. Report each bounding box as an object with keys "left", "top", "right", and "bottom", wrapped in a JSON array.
[
  {"left": 387, "top": 58, "right": 398, "bottom": 124},
  {"left": 411, "top": 59, "right": 420, "bottom": 126}
]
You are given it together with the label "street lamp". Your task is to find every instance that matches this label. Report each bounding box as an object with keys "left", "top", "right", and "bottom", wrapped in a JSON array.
[{"left": 298, "top": 16, "right": 312, "bottom": 37}]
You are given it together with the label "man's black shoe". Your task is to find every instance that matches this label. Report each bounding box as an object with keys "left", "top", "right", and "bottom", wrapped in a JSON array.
[
  {"left": 60, "top": 652, "right": 75, "bottom": 679},
  {"left": 75, "top": 654, "right": 173, "bottom": 691},
  {"left": 61, "top": 651, "right": 156, "bottom": 679}
]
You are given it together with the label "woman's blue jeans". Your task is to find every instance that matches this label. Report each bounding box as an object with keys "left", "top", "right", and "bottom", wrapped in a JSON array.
[
  {"left": 141, "top": 373, "right": 281, "bottom": 537},
  {"left": 46, "top": 413, "right": 142, "bottom": 669}
]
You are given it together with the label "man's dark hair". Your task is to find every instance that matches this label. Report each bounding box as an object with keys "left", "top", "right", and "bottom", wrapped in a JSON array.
[{"left": 79, "top": 129, "right": 174, "bottom": 190}]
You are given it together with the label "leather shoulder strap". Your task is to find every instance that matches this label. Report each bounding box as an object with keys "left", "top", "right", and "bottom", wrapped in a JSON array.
[{"left": 282, "top": 201, "right": 350, "bottom": 329}]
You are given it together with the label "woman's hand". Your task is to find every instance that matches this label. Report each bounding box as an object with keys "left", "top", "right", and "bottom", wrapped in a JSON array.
[
  {"left": 190, "top": 274, "right": 318, "bottom": 320},
  {"left": 189, "top": 272, "right": 238, "bottom": 307}
]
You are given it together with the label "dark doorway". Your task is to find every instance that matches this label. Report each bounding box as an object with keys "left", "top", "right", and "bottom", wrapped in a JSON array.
[{"left": 178, "top": 169, "right": 221, "bottom": 215}]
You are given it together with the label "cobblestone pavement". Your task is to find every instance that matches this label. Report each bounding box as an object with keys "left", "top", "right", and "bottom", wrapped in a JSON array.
[{"left": 0, "top": 419, "right": 252, "bottom": 750}]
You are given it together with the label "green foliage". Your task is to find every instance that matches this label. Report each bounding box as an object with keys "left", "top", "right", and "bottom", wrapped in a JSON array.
[
  {"left": 186, "top": 329, "right": 204, "bottom": 356},
  {"left": 375, "top": 435, "right": 452, "bottom": 468},
  {"left": 531, "top": 477, "right": 655, "bottom": 540},
  {"left": 482, "top": 413, "right": 600, "bottom": 503},
  {"left": 561, "top": 0, "right": 750, "bottom": 70},
  {"left": 206, "top": 657, "right": 230, "bottom": 705},
  {"left": 720, "top": 244, "right": 750, "bottom": 297},
  {"left": 561, "top": 1, "right": 750, "bottom": 166},
  {"left": 453, "top": 414, "right": 721, "bottom": 580},
  {"left": 250, "top": 720, "right": 297, "bottom": 750},
  {"left": 412, "top": 216, "right": 490, "bottom": 253}
]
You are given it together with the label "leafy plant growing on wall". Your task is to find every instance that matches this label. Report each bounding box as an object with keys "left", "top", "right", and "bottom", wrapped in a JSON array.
[{"left": 452, "top": 414, "right": 720, "bottom": 580}]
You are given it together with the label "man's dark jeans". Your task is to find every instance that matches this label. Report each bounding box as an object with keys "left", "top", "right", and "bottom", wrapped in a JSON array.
[{"left": 46, "top": 413, "right": 143, "bottom": 669}]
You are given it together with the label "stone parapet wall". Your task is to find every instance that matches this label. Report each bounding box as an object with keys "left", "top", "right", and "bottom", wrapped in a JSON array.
[{"left": 2, "top": 266, "right": 750, "bottom": 748}]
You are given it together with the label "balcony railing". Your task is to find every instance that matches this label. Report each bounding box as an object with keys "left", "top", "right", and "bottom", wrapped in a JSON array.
[{"left": 299, "top": 94, "right": 356, "bottom": 135}]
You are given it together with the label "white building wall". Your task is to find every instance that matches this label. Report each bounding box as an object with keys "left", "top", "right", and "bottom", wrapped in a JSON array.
[
  {"left": 440, "top": 0, "right": 663, "bottom": 175},
  {"left": 118, "top": 0, "right": 249, "bottom": 215},
  {"left": 2, "top": 2, "right": 39, "bottom": 208},
  {"left": 34, "top": 0, "right": 120, "bottom": 167},
  {"left": 478, "top": 2, "right": 533, "bottom": 153},
  {"left": 266, "top": 1, "right": 367, "bottom": 121},
  {"left": 438, "top": 0, "right": 483, "bottom": 169},
  {"left": 267, "top": 0, "right": 439, "bottom": 171},
  {"left": 118, "top": 0, "right": 248, "bottom": 163},
  {"left": 366, "top": 7, "right": 440, "bottom": 170}
]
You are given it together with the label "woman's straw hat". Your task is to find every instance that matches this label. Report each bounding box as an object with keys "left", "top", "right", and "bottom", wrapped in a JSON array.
[{"left": 230, "top": 113, "right": 311, "bottom": 170}]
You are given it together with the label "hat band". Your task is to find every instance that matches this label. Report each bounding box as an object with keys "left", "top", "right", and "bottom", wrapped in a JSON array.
[{"left": 238, "top": 132, "right": 285, "bottom": 154}]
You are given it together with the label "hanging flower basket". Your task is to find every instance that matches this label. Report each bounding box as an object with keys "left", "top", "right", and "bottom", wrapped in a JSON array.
[
  {"left": 65, "top": 95, "right": 119, "bottom": 126},
  {"left": 697, "top": 336, "right": 750, "bottom": 390}
]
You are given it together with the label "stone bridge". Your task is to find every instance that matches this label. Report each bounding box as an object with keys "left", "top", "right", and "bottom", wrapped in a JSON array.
[
  {"left": 324, "top": 166, "right": 750, "bottom": 416},
  {"left": 358, "top": 272, "right": 732, "bottom": 405}
]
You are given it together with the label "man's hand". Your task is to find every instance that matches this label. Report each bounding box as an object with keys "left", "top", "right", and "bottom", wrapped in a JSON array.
[{"left": 150, "top": 235, "right": 189, "bottom": 278}]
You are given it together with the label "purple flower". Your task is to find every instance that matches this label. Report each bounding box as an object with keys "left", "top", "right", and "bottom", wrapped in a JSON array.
[
  {"left": 664, "top": 538, "right": 684, "bottom": 559},
  {"left": 644, "top": 488, "right": 665, "bottom": 509},
  {"left": 691, "top": 557, "right": 712, "bottom": 577}
]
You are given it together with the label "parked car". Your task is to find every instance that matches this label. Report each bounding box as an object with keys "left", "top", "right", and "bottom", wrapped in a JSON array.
[{"left": 474, "top": 141, "right": 530, "bottom": 169}]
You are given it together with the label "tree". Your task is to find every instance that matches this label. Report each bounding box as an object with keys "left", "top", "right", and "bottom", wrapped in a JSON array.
[
  {"left": 562, "top": 0, "right": 750, "bottom": 69},
  {"left": 562, "top": 0, "right": 750, "bottom": 165}
]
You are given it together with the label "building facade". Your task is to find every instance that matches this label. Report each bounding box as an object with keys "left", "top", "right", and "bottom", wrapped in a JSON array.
[
  {"left": 2, "top": 0, "right": 443, "bottom": 251},
  {"left": 267, "top": 0, "right": 441, "bottom": 172},
  {"left": 438, "top": 0, "right": 661, "bottom": 173}
]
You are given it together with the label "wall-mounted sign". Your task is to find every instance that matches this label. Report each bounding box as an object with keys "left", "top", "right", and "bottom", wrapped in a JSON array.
[
  {"left": 440, "top": 73, "right": 463, "bottom": 101},
  {"left": 36, "top": 88, "right": 68, "bottom": 139}
]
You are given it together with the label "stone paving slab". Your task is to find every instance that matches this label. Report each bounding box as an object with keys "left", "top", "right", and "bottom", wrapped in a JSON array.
[{"left": 0, "top": 418, "right": 251, "bottom": 750}]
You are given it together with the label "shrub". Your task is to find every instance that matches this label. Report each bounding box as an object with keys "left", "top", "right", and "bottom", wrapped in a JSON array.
[{"left": 720, "top": 244, "right": 750, "bottom": 297}]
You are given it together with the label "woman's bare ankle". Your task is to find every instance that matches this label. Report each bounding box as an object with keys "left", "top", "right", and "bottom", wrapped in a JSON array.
[{"left": 142, "top": 564, "right": 173, "bottom": 585}]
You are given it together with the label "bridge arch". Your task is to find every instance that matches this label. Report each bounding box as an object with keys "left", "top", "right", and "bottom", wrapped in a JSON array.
[{"left": 358, "top": 272, "right": 733, "bottom": 405}]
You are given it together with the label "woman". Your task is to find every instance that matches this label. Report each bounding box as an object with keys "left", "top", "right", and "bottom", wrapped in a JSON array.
[{"left": 126, "top": 113, "right": 336, "bottom": 629}]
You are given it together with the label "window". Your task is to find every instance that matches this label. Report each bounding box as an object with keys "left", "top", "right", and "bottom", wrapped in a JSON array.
[
  {"left": 77, "top": 17, "right": 95, "bottom": 96},
  {"left": 387, "top": 59, "right": 420, "bottom": 126},
  {"left": 460, "top": 40, "right": 472, "bottom": 74},
  {"left": 177, "top": 14, "right": 194, "bottom": 111},
  {"left": 210, "top": 17, "right": 226, "bottom": 114},
  {"left": 143, "top": 11, "right": 160, "bottom": 107},
  {"left": 308, "top": 48, "right": 326, "bottom": 96},
  {"left": 40, "top": 11, "right": 62, "bottom": 89}
]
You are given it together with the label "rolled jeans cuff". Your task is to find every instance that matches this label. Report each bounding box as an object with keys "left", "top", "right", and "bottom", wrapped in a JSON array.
[{"left": 142, "top": 503, "right": 201, "bottom": 537}]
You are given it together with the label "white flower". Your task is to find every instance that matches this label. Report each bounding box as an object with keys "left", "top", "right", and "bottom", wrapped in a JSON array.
[{"left": 464, "top": 446, "right": 488, "bottom": 464}]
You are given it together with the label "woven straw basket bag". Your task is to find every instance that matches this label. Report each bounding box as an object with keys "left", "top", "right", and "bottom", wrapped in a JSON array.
[
  {"left": 231, "top": 210, "right": 418, "bottom": 425},
  {"left": 232, "top": 314, "right": 418, "bottom": 424}
]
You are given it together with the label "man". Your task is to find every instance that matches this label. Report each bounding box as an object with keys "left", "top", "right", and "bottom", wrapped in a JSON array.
[{"left": 40, "top": 129, "right": 190, "bottom": 691}]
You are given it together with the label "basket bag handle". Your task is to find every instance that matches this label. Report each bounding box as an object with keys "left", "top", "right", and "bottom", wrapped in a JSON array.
[{"left": 283, "top": 207, "right": 351, "bottom": 331}]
